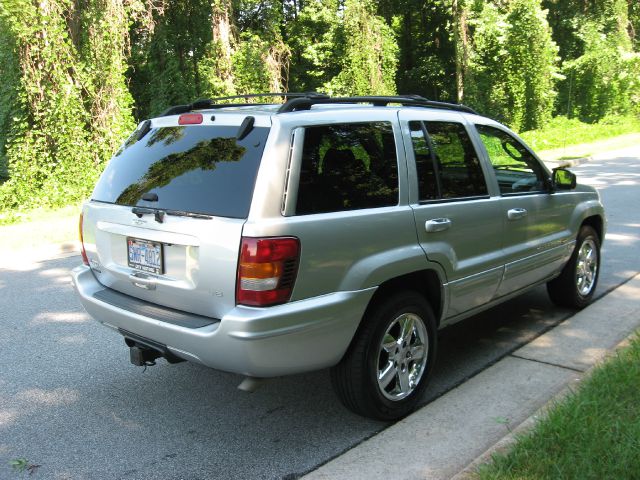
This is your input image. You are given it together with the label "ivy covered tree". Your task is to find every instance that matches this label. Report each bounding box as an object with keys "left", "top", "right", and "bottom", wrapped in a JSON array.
[
  {"left": 0, "top": 0, "right": 135, "bottom": 213},
  {"left": 0, "top": 14, "right": 20, "bottom": 182},
  {"left": 543, "top": 0, "right": 640, "bottom": 120},
  {"left": 381, "top": 0, "right": 456, "bottom": 101},
  {"left": 0, "top": 0, "right": 639, "bottom": 219},
  {"left": 561, "top": 0, "right": 640, "bottom": 120},
  {"left": 465, "top": 0, "right": 559, "bottom": 131},
  {"left": 324, "top": 0, "right": 398, "bottom": 96},
  {"left": 286, "top": 0, "right": 343, "bottom": 93}
]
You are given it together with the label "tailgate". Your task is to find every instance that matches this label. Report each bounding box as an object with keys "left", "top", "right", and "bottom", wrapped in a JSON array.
[{"left": 81, "top": 118, "right": 271, "bottom": 319}]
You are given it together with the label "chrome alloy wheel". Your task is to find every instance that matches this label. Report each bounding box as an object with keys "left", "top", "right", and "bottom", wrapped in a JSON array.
[
  {"left": 376, "top": 313, "right": 428, "bottom": 401},
  {"left": 576, "top": 238, "right": 598, "bottom": 296}
]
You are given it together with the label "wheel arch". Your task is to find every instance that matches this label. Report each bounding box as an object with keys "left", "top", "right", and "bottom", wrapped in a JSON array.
[
  {"left": 365, "top": 269, "right": 445, "bottom": 327},
  {"left": 581, "top": 215, "right": 604, "bottom": 243}
]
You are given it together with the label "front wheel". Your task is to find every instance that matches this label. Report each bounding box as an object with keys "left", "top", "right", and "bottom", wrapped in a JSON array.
[
  {"left": 547, "top": 225, "right": 600, "bottom": 309},
  {"left": 330, "top": 292, "right": 437, "bottom": 420}
]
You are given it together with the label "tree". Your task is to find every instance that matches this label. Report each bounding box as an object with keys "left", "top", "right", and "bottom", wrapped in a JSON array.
[
  {"left": 383, "top": 0, "right": 456, "bottom": 101},
  {"left": 128, "top": 0, "right": 213, "bottom": 118},
  {"left": 544, "top": 0, "right": 639, "bottom": 120},
  {"left": 0, "top": 0, "right": 135, "bottom": 212},
  {"left": 324, "top": 0, "right": 398, "bottom": 96},
  {"left": 466, "top": 0, "right": 559, "bottom": 131},
  {"left": 286, "top": 0, "right": 343, "bottom": 93}
]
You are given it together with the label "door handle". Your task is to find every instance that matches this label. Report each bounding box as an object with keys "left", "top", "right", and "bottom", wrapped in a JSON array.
[
  {"left": 507, "top": 208, "right": 528, "bottom": 220},
  {"left": 425, "top": 218, "right": 452, "bottom": 233}
]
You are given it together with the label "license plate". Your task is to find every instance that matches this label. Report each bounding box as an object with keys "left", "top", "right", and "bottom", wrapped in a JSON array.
[{"left": 127, "top": 237, "right": 163, "bottom": 274}]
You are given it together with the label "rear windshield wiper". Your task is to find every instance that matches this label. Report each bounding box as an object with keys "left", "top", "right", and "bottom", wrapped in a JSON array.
[
  {"left": 165, "top": 209, "right": 212, "bottom": 220},
  {"left": 131, "top": 206, "right": 212, "bottom": 222}
]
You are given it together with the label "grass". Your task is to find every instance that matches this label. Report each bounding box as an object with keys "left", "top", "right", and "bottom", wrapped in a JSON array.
[
  {"left": 476, "top": 333, "right": 640, "bottom": 480},
  {"left": 520, "top": 115, "right": 640, "bottom": 162},
  {"left": 520, "top": 115, "right": 640, "bottom": 152},
  {"left": 0, "top": 204, "right": 80, "bottom": 252}
]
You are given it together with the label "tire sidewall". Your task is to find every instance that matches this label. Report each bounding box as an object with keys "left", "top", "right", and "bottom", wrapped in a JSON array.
[
  {"left": 572, "top": 227, "right": 601, "bottom": 307},
  {"left": 363, "top": 293, "right": 437, "bottom": 418}
]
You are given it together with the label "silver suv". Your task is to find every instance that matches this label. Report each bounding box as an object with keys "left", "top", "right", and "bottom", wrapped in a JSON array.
[{"left": 72, "top": 94, "right": 605, "bottom": 420}]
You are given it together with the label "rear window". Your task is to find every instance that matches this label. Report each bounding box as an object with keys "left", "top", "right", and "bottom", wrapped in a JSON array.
[{"left": 91, "top": 125, "right": 269, "bottom": 218}]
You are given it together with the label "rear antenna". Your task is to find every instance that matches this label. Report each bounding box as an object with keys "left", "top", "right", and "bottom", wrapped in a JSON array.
[{"left": 236, "top": 116, "right": 255, "bottom": 141}]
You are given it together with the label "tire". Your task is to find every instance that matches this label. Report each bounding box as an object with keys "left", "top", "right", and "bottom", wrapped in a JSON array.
[
  {"left": 330, "top": 291, "right": 437, "bottom": 420},
  {"left": 547, "top": 225, "right": 600, "bottom": 309}
]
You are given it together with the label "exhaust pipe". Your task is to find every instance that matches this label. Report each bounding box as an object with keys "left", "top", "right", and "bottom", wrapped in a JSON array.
[{"left": 238, "top": 376, "right": 264, "bottom": 392}]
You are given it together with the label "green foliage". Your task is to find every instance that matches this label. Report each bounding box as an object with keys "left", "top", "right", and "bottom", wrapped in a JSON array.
[
  {"left": 544, "top": 0, "right": 639, "bottom": 121},
  {"left": 563, "top": 18, "right": 640, "bottom": 121},
  {"left": 0, "top": 0, "right": 135, "bottom": 214},
  {"left": 129, "top": 0, "right": 214, "bottom": 118},
  {"left": 324, "top": 0, "right": 398, "bottom": 96},
  {"left": 386, "top": 0, "right": 456, "bottom": 101},
  {"left": 631, "top": 1, "right": 640, "bottom": 50},
  {"left": 0, "top": 0, "right": 94, "bottom": 211},
  {"left": 0, "top": 15, "right": 19, "bottom": 183},
  {"left": 232, "top": 33, "right": 290, "bottom": 94},
  {"left": 0, "top": 0, "right": 639, "bottom": 220},
  {"left": 287, "top": 0, "right": 343, "bottom": 93},
  {"left": 520, "top": 114, "right": 640, "bottom": 151},
  {"left": 466, "top": 0, "right": 559, "bottom": 131}
]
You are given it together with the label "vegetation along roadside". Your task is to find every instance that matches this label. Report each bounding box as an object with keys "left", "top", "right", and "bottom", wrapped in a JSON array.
[{"left": 476, "top": 332, "right": 640, "bottom": 480}]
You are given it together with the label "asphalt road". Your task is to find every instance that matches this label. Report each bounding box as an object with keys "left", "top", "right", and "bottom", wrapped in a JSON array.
[{"left": 1, "top": 147, "right": 638, "bottom": 480}]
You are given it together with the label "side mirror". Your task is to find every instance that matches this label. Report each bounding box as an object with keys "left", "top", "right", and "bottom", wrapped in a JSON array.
[{"left": 552, "top": 168, "right": 576, "bottom": 190}]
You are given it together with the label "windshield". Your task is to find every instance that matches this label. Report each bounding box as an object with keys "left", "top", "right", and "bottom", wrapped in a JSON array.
[{"left": 91, "top": 125, "right": 269, "bottom": 218}]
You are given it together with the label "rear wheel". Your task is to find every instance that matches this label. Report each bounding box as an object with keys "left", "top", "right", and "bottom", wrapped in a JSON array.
[
  {"left": 547, "top": 225, "right": 600, "bottom": 308},
  {"left": 331, "top": 292, "right": 437, "bottom": 420}
]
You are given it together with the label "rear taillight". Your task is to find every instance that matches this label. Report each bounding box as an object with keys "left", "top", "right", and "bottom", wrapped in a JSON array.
[
  {"left": 79, "top": 212, "right": 89, "bottom": 266},
  {"left": 236, "top": 237, "right": 300, "bottom": 307}
]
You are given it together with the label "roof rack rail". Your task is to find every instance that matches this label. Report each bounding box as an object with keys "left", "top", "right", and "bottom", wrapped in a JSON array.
[
  {"left": 276, "top": 95, "right": 477, "bottom": 115},
  {"left": 159, "top": 92, "right": 329, "bottom": 117}
]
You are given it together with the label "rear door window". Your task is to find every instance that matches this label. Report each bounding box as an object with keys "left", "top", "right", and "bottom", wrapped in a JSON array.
[
  {"left": 91, "top": 125, "right": 269, "bottom": 218},
  {"left": 409, "top": 121, "right": 488, "bottom": 200},
  {"left": 295, "top": 122, "right": 399, "bottom": 215}
]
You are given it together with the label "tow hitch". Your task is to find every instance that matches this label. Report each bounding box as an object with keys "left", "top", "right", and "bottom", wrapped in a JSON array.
[
  {"left": 120, "top": 329, "right": 185, "bottom": 366},
  {"left": 129, "top": 345, "right": 161, "bottom": 366}
]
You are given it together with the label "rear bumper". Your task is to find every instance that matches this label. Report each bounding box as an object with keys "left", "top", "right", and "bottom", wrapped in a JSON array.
[{"left": 72, "top": 265, "right": 375, "bottom": 377}]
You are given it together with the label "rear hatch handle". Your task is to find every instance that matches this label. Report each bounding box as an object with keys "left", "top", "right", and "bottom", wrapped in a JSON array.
[{"left": 129, "top": 272, "right": 157, "bottom": 290}]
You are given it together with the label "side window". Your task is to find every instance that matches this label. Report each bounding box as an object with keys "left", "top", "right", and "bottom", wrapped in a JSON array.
[
  {"left": 409, "top": 121, "right": 438, "bottom": 200},
  {"left": 410, "top": 121, "right": 488, "bottom": 201},
  {"left": 476, "top": 124, "right": 548, "bottom": 194},
  {"left": 295, "top": 122, "right": 399, "bottom": 215}
]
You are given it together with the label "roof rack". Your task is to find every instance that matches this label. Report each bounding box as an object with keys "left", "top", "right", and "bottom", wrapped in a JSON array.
[
  {"left": 159, "top": 92, "right": 329, "bottom": 117},
  {"left": 158, "top": 93, "right": 477, "bottom": 117},
  {"left": 277, "top": 95, "right": 477, "bottom": 114}
]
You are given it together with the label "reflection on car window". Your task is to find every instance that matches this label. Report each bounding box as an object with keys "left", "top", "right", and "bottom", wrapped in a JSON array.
[
  {"left": 476, "top": 124, "right": 547, "bottom": 194},
  {"left": 296, "top": 122, "right": 399, "bottom": 215},
  {"left": 92, "top": 125, "right": 268, "bottom": 218},
  {"left": 410, "top": 121, "right": 488, "bottom": 200}
]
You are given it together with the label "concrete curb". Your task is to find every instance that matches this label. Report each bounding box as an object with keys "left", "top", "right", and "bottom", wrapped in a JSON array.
[
  {"left": 302, "top": 273, "right": 640, "bottom": 480},
  {"left": 449, "top": 334, "right": 634, "bottom": 480}
]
